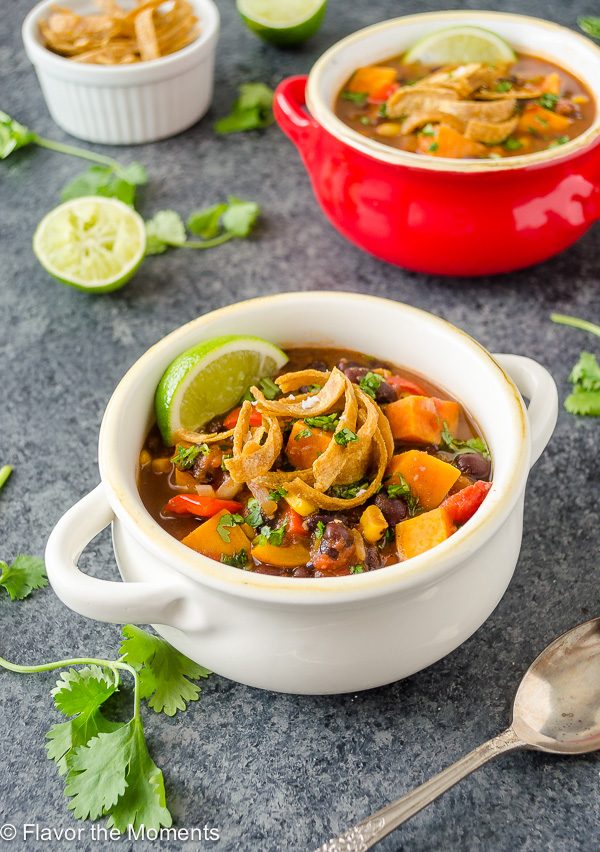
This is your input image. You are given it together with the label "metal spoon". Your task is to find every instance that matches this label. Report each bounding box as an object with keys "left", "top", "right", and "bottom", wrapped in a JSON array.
[{"left": 318, "top": 617, "right": 600, "bottom": 852}]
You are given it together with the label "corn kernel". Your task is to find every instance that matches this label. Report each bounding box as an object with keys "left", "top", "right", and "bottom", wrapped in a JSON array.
[
  {"left": 139, "top": 449, "right": 152, "bottom": 467},
  {"left": 284, "top": 492, "right": 317, "bottom": 517},
  {"left": 572, "top": 95, "right": 589, "bottom": 105},
  {"left": 359, "top": 505, "right": 388, "bottom": 543},
  {"left": 375, "top": 122, "right": 402, "bottom": 138}
]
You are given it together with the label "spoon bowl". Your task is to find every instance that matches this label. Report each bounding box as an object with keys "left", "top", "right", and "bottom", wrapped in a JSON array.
[
  {"left": 513, "top": 617, "right": 600, "bottom": 754},
  {"left": 319, "top": 617, "right": 600, "bottom": 851}
]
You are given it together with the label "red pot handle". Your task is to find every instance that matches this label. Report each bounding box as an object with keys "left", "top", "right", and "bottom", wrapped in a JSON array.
[{"left": 274, "top": 75, "right": 320, "bottom": 154}]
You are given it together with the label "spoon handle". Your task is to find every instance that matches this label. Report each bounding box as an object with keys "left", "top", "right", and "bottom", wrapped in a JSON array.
[{"left": 316, "top": 727, "right": 525, "bottom": 852}]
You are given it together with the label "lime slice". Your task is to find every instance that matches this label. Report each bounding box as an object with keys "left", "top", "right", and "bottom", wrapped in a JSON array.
[
  {"left": 236, "top": 0, "right": 327, "bottom": 46},
  {"left": 33, "top": 196, "right": 146, "bottom": 293},
  {"left": 404, "top": 26, "right": 516, "bottom": 65},
  {"left": 155, "top": 335, "right": 289, "bottom": 444}
]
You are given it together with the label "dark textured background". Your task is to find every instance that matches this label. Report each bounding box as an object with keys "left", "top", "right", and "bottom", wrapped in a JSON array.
[{"left": 1, "top": 0, "right": 599, "bottom": 849}]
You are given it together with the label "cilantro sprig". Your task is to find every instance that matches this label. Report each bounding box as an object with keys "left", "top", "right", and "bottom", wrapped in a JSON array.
[
  {"left": 0, "top": 112, "right": 147, "bottom": 205},
  {"left": 304, "top": 413, "right": 339, "bottom": 431},
  {"left": 359, "top": 372, "right": 384, "bottom": 399},
  {"left": 0, "top": 555, "right": 47, "bottom": 601},
  {"left": 579, "top": 16, "right": 600, "bottom": 38},
  {"left": 216, "top": 513, "right": 245, "bottom": 543},
  {"left": 170, "top": 443, "right": 209, "bottom": 470},
  {"left": 255, "top": 518, "right": 288, "bottom": 547},
  {"left": 440, "top": 423, "right": 490, "bottom": 459},
  {"left": 214, "top": 83, "right": 274, "bottom": 134},
  {"left": 145, "top": 197, "right": 260, "bottom": 255},
  {"left": 0, "top": 626, "right": 212, "bottom": 831},
  {"left": 551, "top": 314, "right": 600, "bottom": 416},
  {"left": 334, "top": 427, "right": 358, "bottom": 447}
]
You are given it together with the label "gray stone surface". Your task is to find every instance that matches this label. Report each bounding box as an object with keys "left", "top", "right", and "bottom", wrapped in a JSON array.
[{"left": 1, "top": 0, "right": 599, "bottom": 849}]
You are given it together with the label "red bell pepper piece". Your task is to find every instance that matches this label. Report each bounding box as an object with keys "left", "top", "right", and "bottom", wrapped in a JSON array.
[
  {"left": 386, "top": 375, "right": 430, "bottom": 398},
  {"left": 223, "top": 406, "right": 262, "bottom": 430},
  {"left": 165, "top": 494, "right": 243, "bottom": 518},
  {"left": 442, "top": 481, "right": 492, "bottom": 526},
  {"left": 282, "top": 506, "right": 308, "bottom": 538}
]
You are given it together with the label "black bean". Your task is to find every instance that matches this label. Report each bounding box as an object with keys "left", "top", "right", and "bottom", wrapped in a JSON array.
[
  {"left": 321, "top": 520, "right": 354, "bottom": 556},
  {"left": 456, "top": 453, "right": 491, "bottom": 480},
  {"left": 364, "top": 545, "right": 383, "bottom": 572},
  {"left": 375, "top": 381, "right": 397, "bottom": 404},
  {"left": 343, "top": 366, "right": 370, "bottom": 384},
  {"left": 306, "top": 359, "right": 329, "bottom": 372},
  {"left": 337, "top": 358, "right": 362, "bottom": 372},
  {"left": 374, "top": 493, "right": 408, "bottom": 525},
  {"left": 292, "top": 566, "right": 311, "bottom": 578}
]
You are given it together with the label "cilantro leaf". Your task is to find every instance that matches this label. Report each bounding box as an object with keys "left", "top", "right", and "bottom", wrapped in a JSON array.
[
  {"left": 216, "top": 512, "right": 244, "bottom": 543},
  {"left": 341, "top": 90, "right": 368, "bottom": 105},
  {"left": 386, "top": 474, "right": 419, "bottom": 515},
  {"left": 60, "top": 163, "right": 146, "bottom": 206},
  {"left": 569, "top": 351, "right": 600, "bottom": 391},
  {"left": 334, "top": 427, "right": 358, "bottom": 446},
  {"left": 538, "top": 92, "right": 559, "bottom": 110},
  {"left": 119, "top": 625, "right": 211, "bottom": 717},
  {"left": 187, "top": 203, "right": 228, "bottom": 238},
  {"left": 0, "top": 111, "right": 36, "bottom": 158},
  {"left": 258, "top": 377, "right": 280, "bottom": 400},
  {"left": 170, "top": 443, "right": 209, "bottom": 470},
  {"left": 564, "top": 389, "right": 600, "bottom": 416},
  {"left": 268, "top": 486, "right": 287, "bottom": 502},
  {"left": 66, "top": 716, "right": 171, "bottom": 831},
  {"left": 0, "top": 555, "right": 47, "bottom": 601},
  {"left": 214, "top": 83, "right": 274, "bottom": 134},
  {"left": 221, "top": 196, "right": 260, "bottom": 237},
  {"left": 255, "top": 519, "right": 287, "bottom": 547},
  {"left": 144, "top": 210, "right": 186, "bottom": 255},
  {"left": 47, "top": 666, "right": 121, "bottom": 775},
  {"left": 295, "top": 427, "right": 312, "bottom": 440},
  {"left": 244, "top": 498, "right": 263, "bottom": 528},
  {"left": 328, "top": 480, "right": 369, "bottom": 500},
  {"left": 349, "top": 564, "right": 365, "bottom": 574},
  {"left": 579, "top": 16, "right": 600, "bottom": 38},
  {"left": 358, "top": 371, "right": 384, "bottom": 399},
  {"left": 304, "top": 412, "right": 339, "bottom": 431},
  {"left": 440, "top": 423, "right": 490, "bottom": 459},
  {"left": 220, "top": 549, "right": 249, "bottom": 569}
]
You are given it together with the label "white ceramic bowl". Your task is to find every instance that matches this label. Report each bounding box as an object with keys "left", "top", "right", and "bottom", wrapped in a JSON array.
[
  {"left": 22, "top": 0, "right": 220, "bottom": 145},
  {"left": 45, "top": 293, "right": 558, "bottom": 694}
]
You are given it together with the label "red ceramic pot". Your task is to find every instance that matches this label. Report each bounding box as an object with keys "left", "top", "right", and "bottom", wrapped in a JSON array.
[{"left": 274, "top": 12, "right": 600, "bottom": 276}]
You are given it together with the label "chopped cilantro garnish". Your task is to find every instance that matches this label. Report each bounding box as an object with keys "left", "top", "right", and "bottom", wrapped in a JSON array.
[
  {"left": 216, "top": 513, "right": 244, "bottom": 543},
  {"left": 420, "top": 123, "right": 435, "bottom": 136},
  {"left": 386, "top": 475, "right": 419, "bottom": 515},
  {"left": 378, "top": 103, "right": 388, "bottom": 118},
  {"left": 503, "top": 137, "right": 523, "bottom": 151},
  {"left": 495, "top": 80, "right": 513, "bottom": 92},
  {"left": 268, "top": 486, "right": 287, "bottom": 502},
  {"left": 170, "top": 443, "right": 209, "bottom": 470},
  {"left": 342, "top": 90, "right": 368, "bottom": 105},
  {"left": 358, "top": 371, "right": 384, "bottom": 399},
  {"left": 244, "top": 498, "right": 263, "bottom": 529},
  {"left": 295, "top": 427, "right": 313, "bottom": 440},
  {"left": 359, "top": 116, "right": 371, "bottom": 126},
  {"left": 315, "top": 521, "right": 325, "bottom": 540},
  {"left": 220, "top": 549, "right": 248, "bottom": 569},
  {"left": 440, "top": 422, "right": 491, "bottom": 459},
  {"left": 538, "top": 93, "right": 559, "bottom": 110},
  {"left": 328, "top": 480, "right": 368, "bottom": 500},
  {"left": 304, "top": 413, "right": 339, "bottom": 431},
  {"left": 428, "top": 142, "right": 439, "bottom": 153},
  {"left": 254, "top": 519, "right": 288, "bottom": 547},
  {"left": 306, "top": 384, "right": 322, "bottom": 393},
  {"left": 349, "top": 565, "right": 365, "bottom": 574},
  {"left": 548, "top": 135, "right": 569, "bottom": 148},
  {"left": 334, "top": 427, "right": 358, "bottom": 447},
  {"left": 259, "top": 377, "right": 280, "bottom": 400}
]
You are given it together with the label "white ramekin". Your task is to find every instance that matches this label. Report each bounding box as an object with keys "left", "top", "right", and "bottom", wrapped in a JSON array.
[
  {"left": 45, "top": 293, "right": 558, "bottom": 694},
  {"left": 22, "top": 0, "right": 220, "bottom": 145}
]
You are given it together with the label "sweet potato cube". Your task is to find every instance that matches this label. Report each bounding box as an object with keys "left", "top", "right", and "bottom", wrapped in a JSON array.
[
  {"left": 388, "top": 450, "right": 460, "bottom": 510},
  {"left": 347, "top": 66, "right": 397, "bottom": 98},
  {"left": 385, "top": 395, "right": 460, "bottom": 445},
  {"left": 174, "top": 468, "right": 197, "bottom": 489},
  {"left": 517, "top": 104, "right": 571, "bottom": 136},
  {"left": 395, "top": 507, "right": 456, "bottom": 560},
  {"left": 286, "top": 420, "right": 331, "bottom": 469},
  {"left": 181, "top": 509, "right": 251, "bottom": 561}
]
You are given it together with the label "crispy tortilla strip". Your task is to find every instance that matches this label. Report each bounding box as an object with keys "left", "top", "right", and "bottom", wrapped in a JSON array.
[
  {"left": 335, "top": 387, "right": 381, "bottom": 486},
  {"left": 134, "top": 7, "right": 160, "bottom": 61},
  {"left": 474, "top": 85, "right": 544, "bottom": 100},
  {"left": 312, "top": 378, "right": 359, "bottom": 491},
  {"left": 401, "top": 111, "right": 465, "bottom": 135},
  {"left": 254, "top": 368, "right": 346, "bottom": 418},
  {"left": 226, "top": 415, "right": 283, "bottom": 483},
  {"left": 275, "top": 369, "right": 329, "bottom": 394},
  {"left": 465, "top": 116, "right": 518, "bottom": 144},
  {"left": 286, "top": 431, "right": 388, "bottom": 510},
  {"left": 173, "top": 428, "right": 235, "bottom": 445},
  {"left": 388, "top": 91, "right": 516, "bottom": 122}
]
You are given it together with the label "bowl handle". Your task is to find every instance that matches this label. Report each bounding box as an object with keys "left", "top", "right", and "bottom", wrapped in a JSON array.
[
  {"left": 273, "top": 75, "right": 320, "bottom": 157},
  {"left": 493, "top": 354, "right": 558, "bottom": 467},
  {"left": 45, "top": 484, "right": 206, "bottom": 632}
]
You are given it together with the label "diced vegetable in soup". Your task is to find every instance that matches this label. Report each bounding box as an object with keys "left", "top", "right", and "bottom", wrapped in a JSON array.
[
  {"left": 139, "top": 347, "right": 493, "bottom": 578},
  {"left": 335, "top": 54, "right": 594, "bottom": 159}
]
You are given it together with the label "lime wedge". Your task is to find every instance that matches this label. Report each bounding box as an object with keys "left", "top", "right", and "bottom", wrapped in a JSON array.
[
  {"left": 155, "top": 335, "right": 289, "bottom": 444},
  {"left": 404, "top": 26, "right": 516, "bottom": 65},
  {"left": 236, "top": 0, "right": 327, "bottom": 46},
  {"left": 33, "top": 196, "right": 146, "bottom": 293}
]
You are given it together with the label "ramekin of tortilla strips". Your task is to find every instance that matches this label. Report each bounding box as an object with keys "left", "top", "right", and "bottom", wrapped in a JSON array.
[{"left": 22, "top": 0, "right": 220, "bottom": 145}]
